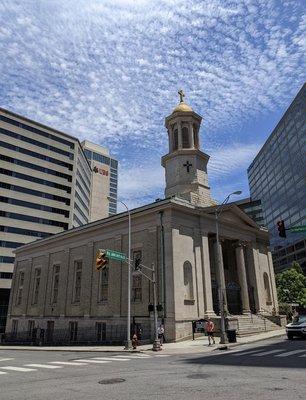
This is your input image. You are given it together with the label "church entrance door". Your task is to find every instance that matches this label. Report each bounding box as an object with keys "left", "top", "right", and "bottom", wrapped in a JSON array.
[{"left": 226, "top": 282, "right": 242, "bottom": 315}]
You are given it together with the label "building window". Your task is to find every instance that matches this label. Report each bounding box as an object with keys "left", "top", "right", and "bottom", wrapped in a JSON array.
[
  {"left": 16, "top": 271, "right": 25, "bottom": 305},
  {"left": 12, "top": 320, "right": 18, "bottom": 337},
  {"left": 183, "top": 261, "right": 194, "bottom": 301},
  {"left": 73, "top": 260, "right": 82, "bottom": 303},
  {"left": 27, "top": 320, "right": 35, "bottom": 339},
  {"left": 182, "top": 126, "right": 189, "bottom": 148},
  {"left": 32, "top": 268, "right": 41, "bottom": 305},
  {"left": 69, "top": 321, "right": 78, "bottom": 342},
  {"left": 99, "top": 266, "right": 109, "bottom": 302},
  {"left": 46, "top": 321, "right": 54, "bottom": 343},
  {"left": 96, "top": 322, "right": 106, "bottom": 341},
  {"left": 51, "top": 265, "right": 60, "bottom": 304}
]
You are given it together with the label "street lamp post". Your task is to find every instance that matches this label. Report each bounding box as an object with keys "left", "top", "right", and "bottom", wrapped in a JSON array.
[
  {"left": 108, "top": 197, "right": 132, "bottom": 350},
  {"left": 215, "top": 190, "right": 242, "bottom": 346}
]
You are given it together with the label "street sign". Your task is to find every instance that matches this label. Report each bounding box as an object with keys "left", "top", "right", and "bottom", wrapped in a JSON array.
[
  {"left": 105, "top": 249, "right": 126, "bottom": 261},
  {"left": 289, "top": 226, "right": 306, "bottom": 233}
]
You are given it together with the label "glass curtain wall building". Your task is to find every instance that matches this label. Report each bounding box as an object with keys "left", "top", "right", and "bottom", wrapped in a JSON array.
[{"left": 247, "top": 83, "right": 306, "bottom": 273}]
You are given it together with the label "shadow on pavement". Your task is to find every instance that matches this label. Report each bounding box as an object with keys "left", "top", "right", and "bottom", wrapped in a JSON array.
[{"left": 182, "top": 338, "right": 306, "bottom": 369}]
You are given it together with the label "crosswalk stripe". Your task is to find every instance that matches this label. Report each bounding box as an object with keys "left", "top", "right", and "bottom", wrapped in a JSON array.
[
  {"left": 233, "top": 350, "right": 263, "bottom": 356},
  {"left": 299, "top": 354, "right": 306, "bottom": 357},
  {"left": 253, "top": 349, "right": 284, "bottom": 357},
  {"left": 0, "top": 358, "right": 14, "bottom": 362},
  {"left": 113, "top": 354, "right": 151, "bottom": 358},
  {"left": 1, "top": 366, "right": 36, "bottom": 372},
  {"left": 91, "top": 357, "right": 130, "bottom": 361},
  {"left": 24, "top": 364, "right": 63, "bottom": 369},
  {"left": 73, "top": 359, "right": 109, "bottom": 364},
  {"left": 275, "top": 350, "right": 306, "bottom": 357},
  {"left": 49, "top": 361, "right": 88, "bottom": 366},
  {"left": 154, "top": 354, "right": 170, "bottom": 357},
  {"left": 0, "top": 371, "right": 7, "bottom": 375}
]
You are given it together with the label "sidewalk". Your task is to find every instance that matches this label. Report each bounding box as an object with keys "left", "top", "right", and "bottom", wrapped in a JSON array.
[{"left": 0, "top": 329, "right": 285, "bottom": 354}]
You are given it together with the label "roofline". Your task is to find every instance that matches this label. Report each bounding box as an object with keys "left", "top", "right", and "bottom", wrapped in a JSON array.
[
  {"left": 14, "top": 198, "right": 173, "bottom": 254},
  {"left": 247, "top": 82, "right": 306, "bottom": 173},
  {"left": 15, "top": 196, "right": 268, "bottom": 254},
  {"left": 0, "top": 107, "right": 91, "bottom": 170}
]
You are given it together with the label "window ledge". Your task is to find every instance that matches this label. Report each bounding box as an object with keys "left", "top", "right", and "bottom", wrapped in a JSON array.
[{"left": 184, "top": 299, "right": 195, "bottom": 305}]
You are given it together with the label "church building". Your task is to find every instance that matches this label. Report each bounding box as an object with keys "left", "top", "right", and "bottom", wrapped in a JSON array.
[{"left": 5, "top": 93, "right": 281, "bottom": 344}]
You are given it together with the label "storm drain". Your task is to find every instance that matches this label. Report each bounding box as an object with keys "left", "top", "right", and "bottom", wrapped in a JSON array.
[
  {"left": 187, "top": 373, "right": 210, "bottom": 380},
  {"left": 99, "top": 378, "right": 126, "bottom": 385}
]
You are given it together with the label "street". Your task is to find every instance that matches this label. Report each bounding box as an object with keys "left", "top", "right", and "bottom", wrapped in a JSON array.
[{"left": 0, "top": 336, "right": 305, "bottom": 400}]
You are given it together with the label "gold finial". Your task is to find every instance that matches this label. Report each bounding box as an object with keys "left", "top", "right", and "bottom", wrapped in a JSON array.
[{"left": 178, "top": 89, "right": 185, "bottom": 103}]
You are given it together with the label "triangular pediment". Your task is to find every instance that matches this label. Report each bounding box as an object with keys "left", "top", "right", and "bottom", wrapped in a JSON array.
[{"left": 219, "top": 205, "right": 260, "bottom": 229}]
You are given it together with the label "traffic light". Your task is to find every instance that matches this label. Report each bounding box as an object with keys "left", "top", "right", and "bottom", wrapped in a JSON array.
[
  {"left": 277, "top": 220, "right": 286, "bottom": 238},
  {"left": 96, "top": 249, "right": 109, "bottom": 271},
  {"left": 134, "top": 257, "right": 141, "bottom": 271}
]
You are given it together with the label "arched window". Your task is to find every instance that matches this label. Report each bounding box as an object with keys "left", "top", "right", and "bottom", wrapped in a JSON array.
[
  {"left": 182, "top": 127, "right": 189, "bottom": 148},
  {"left": 173, "top": 128, "right": 178, "bottom": 150},
  {"left": 183, "top": 261, "right": 194, "bottom": 300},
  {"left": 193, "top": 124, "right": 199, "bottom": 148},
  {"left": 263, "top": 272, "right": 272, "bottom": 305}
]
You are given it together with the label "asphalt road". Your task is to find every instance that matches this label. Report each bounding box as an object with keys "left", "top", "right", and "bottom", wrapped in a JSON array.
[{"left": 0, "top": 336, "right": 305, "bottom": 400}]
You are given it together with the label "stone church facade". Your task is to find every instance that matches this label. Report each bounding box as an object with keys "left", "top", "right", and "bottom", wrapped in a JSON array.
[{"left": 5, "top": 94, "right": 280, "bottom": 343}]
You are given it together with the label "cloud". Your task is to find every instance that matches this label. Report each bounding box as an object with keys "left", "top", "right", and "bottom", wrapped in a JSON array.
[{"left": 0, "top": 0, "right": 305, "bottom": 206}]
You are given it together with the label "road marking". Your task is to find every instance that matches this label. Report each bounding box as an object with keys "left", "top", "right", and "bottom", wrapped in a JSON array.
[
  {"left": 0, "top": 371, "right": 7, "bottom": 375},
  {"left": 154, "top": 354, "right": 170, "bottom": 357},
  {"left": 74, "top": 359, "right": 109, "bottom": 364},
  {"left": 24, "top": 364, "right": 63, "bottom": 369},
  {"left": 91, "top": 357, "right": 130, "bottom": 361},
  {"left": 275, "top": 350, "right": 306, "bottom": 357},
  {"left": 252, "top": 349, "right": 284, "bottom": 357},
  {"left": 113, "top": 354, "right": 151, "bottom": 358},
  {"left": 233, "top": 350, "right": 263, "bottom": 356},
  {"left": 299, "top": 354, "right": 306, "bottom": 357},
  {"left": 0, "top": 358, "right": 14, "bottom": 362},
  {"left": 49, "top": 361, "right": 89, "bottom": 366},
  {"left": 0, "top": 366, "right": 37, "bottom": 372}
]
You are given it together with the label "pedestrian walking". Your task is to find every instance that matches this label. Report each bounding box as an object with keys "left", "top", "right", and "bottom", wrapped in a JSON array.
[
  {"left": 157, "top": 324, "right": 165, "bottom": 345},
  {"left": 204, "top": 318, "right": 215, "bottom": 346}
]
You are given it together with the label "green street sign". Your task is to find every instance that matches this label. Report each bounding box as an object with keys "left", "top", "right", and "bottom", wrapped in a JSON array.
[
  {"left": 289, "top": 226, "right": 306, "bottom": 233},
  {"left": 106, "top": 249, "right": 126, "bottom": 261}
]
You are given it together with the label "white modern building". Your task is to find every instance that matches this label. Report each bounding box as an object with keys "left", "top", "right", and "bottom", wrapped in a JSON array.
[{"left": 0, "top": 108, "right": 117, "bottom": 332}]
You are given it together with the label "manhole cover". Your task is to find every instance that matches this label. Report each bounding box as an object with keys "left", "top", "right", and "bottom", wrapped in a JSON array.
[
  {"left": 187, "top": 374, "right": 210, "bottom": 380},
  {"left": 98, "top": 378, "right": 126, "bottom": 385}
]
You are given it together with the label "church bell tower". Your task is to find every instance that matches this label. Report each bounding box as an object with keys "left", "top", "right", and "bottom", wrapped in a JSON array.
[{"left": 161, "top": 90, "right": 214, "bottom": 207}]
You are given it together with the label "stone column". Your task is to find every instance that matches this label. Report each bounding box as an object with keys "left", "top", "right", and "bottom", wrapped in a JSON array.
[
  {"left": 213, "top": 240, "right": 228, "bottom": 314},
  {"left": 245, "top": 243, "right": 263, "bottom": 313},
  {"left": 178, "top": 121, "right": 182, "bottom": 149},
  {"left": 168, "top": 127, "right": 174, "bottom": 152},
  {"left": 235, "top": 244, "right": 250, "bottom": 314},
  {"left": 201, "top": 236, "right": 216, "bottom": 317},
  {"left": 189, "top": 122, "right": 195, "bottom": 148}
]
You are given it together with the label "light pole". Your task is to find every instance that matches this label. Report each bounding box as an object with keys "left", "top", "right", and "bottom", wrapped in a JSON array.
[
  {"left": 215, "top": 190, "right": 242, "bottom": 346},
  {"left": 108, "top": 197, "right": 132, "bottom": 349}
]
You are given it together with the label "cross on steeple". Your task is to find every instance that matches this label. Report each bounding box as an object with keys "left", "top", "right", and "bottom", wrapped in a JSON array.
[
  {"left": 178, "top": 89, "right": 185, "bottom": 103},
  {"left": 183, "top": 160, "right": 192, "bottom": 173}
]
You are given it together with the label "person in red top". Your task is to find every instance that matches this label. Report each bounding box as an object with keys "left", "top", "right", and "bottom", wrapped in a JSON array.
[{"left": 204, "top": 318, "right": 215, "bottom": 346}]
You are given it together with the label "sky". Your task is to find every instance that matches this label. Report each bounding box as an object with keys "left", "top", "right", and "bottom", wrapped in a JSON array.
[{"left": 0, "top": 0, "right": 305, "bottom": 211}]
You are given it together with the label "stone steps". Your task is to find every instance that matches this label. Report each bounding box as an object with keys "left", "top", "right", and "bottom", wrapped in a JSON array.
[{"left": 235, "top": 314, "right": 282, "bottom": 336}]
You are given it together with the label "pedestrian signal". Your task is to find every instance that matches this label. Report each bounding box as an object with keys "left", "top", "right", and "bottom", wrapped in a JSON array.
[
  {"left": 277, "top": 220, "right": 286, "bottom": 238},
  {"left": 96, "top": 249, "right": 109, "bottom": 270}
]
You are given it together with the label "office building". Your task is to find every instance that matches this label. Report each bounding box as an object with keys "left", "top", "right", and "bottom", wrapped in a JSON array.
[
  {"left": 248, "top": 83, "right": 306, "bottom": 273},
  {"left": 82, "top": 141, "right": 118, "bottom": 220},
  {"left": 229, "top": 198, "right": 266, "bottom": 227},
  {"left": 0, "top": 108, "right": 116, "bottom": 331}
]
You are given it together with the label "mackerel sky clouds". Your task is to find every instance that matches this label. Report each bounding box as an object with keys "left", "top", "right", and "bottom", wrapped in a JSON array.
[{"left": 0, "top": 0, "right": 305, "bottom": 209}]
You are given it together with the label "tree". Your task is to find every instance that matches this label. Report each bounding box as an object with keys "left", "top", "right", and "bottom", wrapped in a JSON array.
[
  {"left": 291, "top": 261, "right": 303, "bottom": 275},
  {"left": 276, "top": 267, "right": 306, "bottom": 307}
]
